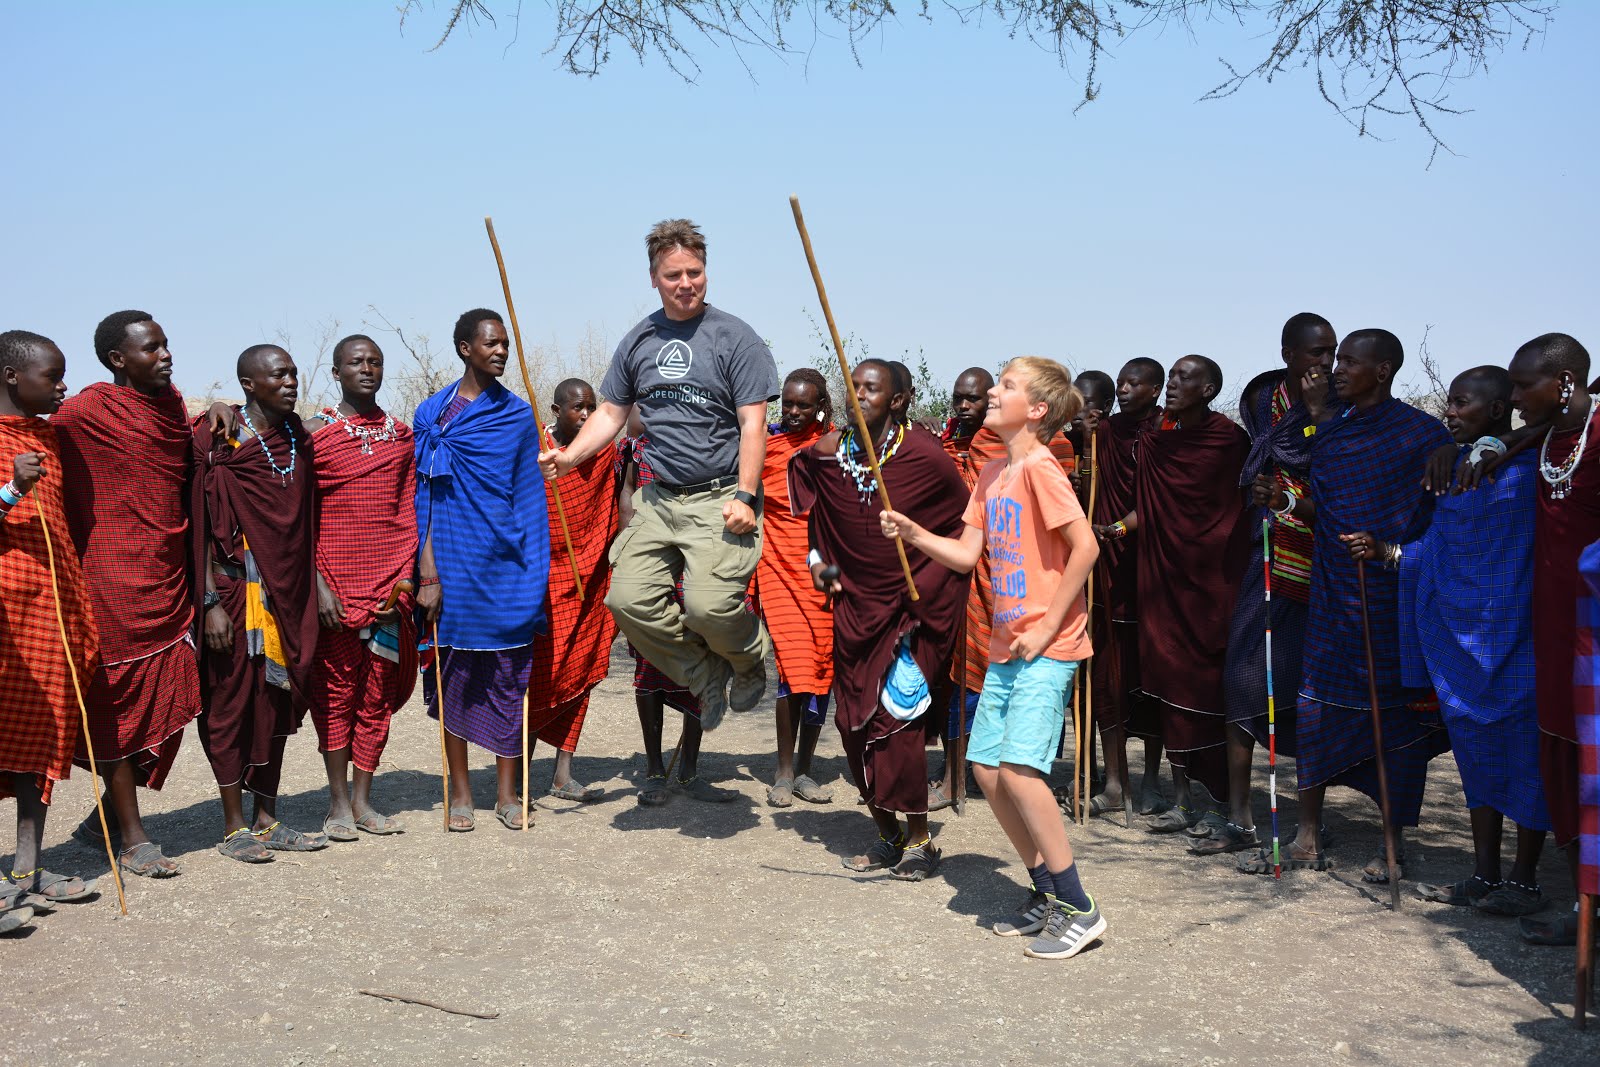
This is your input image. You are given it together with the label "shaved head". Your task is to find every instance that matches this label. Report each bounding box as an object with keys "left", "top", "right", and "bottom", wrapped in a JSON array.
[
  {"left": 954, "top": 366, "right": 994, "bottom": 391},
  {"left": 237, "top": 344, "right": 289, "bottom": 379},
  {"left": 1453, "top": 365, "right": 1512, "bottom": 406},
  {"left": 554, "top": 377, "right": 594, "bottom": 405},
  {"left": 1122, "top": 357, "right": 1164, "bottom": 386}
]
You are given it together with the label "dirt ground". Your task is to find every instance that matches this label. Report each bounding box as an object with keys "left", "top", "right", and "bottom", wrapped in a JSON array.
[{"left": 3, "top": 643, "right": 1595, "bottom": 1066}]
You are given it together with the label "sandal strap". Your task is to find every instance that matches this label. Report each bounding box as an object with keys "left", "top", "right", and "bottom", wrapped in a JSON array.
[{"left": 252, "top": 821, "right": 282, "bottom": 838}]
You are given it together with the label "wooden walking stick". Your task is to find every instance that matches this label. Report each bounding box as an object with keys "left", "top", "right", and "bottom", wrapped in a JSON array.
[
  {"left": 1080, "top": 435, "right": 1099, "bottom": 826},
  {"left": 1355, "top": 559, "right": 1402, "bottom": 909},
  {"left": 33, "top": 497, "right": 126, "bottom": 915},
  {"left": 432, "top": 618, "right": 451, "bottom": 833},
  {"left": 521, "top": 691, "right": 531, "bottom": 833},
  {"left": 789, "top": 194, "right": 918, "bottom": 600},
  {"left": 483, "top": 216, "right": 585, "bottom": 600},
  {"left": 953, "top": 614, "right": 968, "bottom": 817},
  {"left": 1579, "top": 892, "right": 1595, "bottom": 1029}
]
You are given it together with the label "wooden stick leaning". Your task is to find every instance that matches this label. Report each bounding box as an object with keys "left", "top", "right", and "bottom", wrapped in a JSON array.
[
  {"left": 33, "top": 496, "right": 127, "bottom": 915},
  {"left": 788, "top": 194, "right": 918, "bottom": 601},
  {"left": 1080, "top": 434, "right": 1099, "bottom": 826},
  {"left": 1578, "top": 891, "right": 1594, "bottom": 1029},
  {"left": 483, "top": 216, "right": 585, "bottom": 600},
  {"left": 953, "top": 613, "right": 968, "bottom": 816},
  {"left": 432, "top": 618, "right": 450, "bottom": 833},
  {"left": 1355, "top": 559, "right": 1402, "bottom": 910},
  {"left": 521, "top": 691, "right": 530, "bottom": 833}
]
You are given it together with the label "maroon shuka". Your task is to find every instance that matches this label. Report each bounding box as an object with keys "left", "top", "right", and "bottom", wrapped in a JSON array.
[
  {"left": 1090, "top": 408, "right": 1162, "bottom": 739},
  {"left": 790, "top": 426, "right": 970, "bottom": 813},
  {"left": 1134, "top": 409, "right": 1250, "bottom": 796},
  {"left": 187, "top": 413, "right": 320, "bottom": 794}
]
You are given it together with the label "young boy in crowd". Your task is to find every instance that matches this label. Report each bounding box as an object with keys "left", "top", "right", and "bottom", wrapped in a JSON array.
[{"left": 880, "top": 356, "right": 1104, "bottom": 959}]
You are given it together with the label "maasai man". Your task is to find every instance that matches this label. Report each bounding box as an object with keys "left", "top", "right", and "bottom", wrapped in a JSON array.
[
  {"left": 0, "top": 331, "right": 99, "bottom": 911},
  {"left": 1192, "top": 312, "right": 1335, "bottom": 855},
  {"left": 53, "top": 311, "right": 204, "bottom": 878},
  {"left": 1117, "top": 355, "right": 1248, "bottom": 832},
  {"left": 1070, "top": 370, "right": 1114, "bottom": 469},
  {"left": 932, "top": 366, "right": 1000, "bottom": 812},
  {"left": 1089, "top": 357, "right": 1167, "bottom": 817},
  {"left": 791, "top": 358, "right": 970, "bottom": 880},
  {"left": 527, "top": 377, "right": 618, "bottom": 803},
  {"left": 1241, "top": 329, "right": 1451, "bottom": 880},
  {"left": 305, "top": 335, "right": 417, "bottom": 840},
  {"left": 1347, "top": 367, "right": 1547, "bottom": 914},
  {"left": 760, "top": 369, "right": 835, "bottom": 808},
  {"left": 192, "top": 344, "right": 323, "bottom": 862},
  {"left": 618, "top": 420, "right": 752, "bottom": 805},
  {"left": 1504, "top": 333, "right": 1597, "bottom": 946},
  {"left": 543, "top": 219, "right": 778, "bottom": 728},
  {"left": 417, "top": 309, "right": 548, "bottom": 832}
]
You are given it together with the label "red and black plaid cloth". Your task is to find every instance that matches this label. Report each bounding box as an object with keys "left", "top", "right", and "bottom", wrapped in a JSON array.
[
  {"left": 527, "top": 430, "right": 619, "bottom": 750},
  {"left": 310, "top": 410, "right": 417, "bottom": 630},
  {"left": 0, "top": 415, "right": 100, "bottom": 804},
  {"left": 54, "top": 382, "right": 200, "bottom": 779}
]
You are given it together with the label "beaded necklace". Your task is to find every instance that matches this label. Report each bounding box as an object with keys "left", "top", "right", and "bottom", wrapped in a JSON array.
[
  {"left": 838, "top": 422, "right": 905, "bottom": 503},
  {"left": 239, "top": 407, "right": 297, "bottom": 486},
  {"left": 320, "top": 405, "right": 396, "bottom": 456},
  {"left": 1539, "top": 406, "right": 1593, "bottom": 500}
]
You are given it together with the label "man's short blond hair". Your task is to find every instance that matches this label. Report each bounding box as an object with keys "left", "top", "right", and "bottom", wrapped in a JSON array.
[
  {"left": 646, "top": 218, "right": 707, "bottom": 271},
  {"left": 1005, "top": 356, "right": 1083, "bottom": 440}
]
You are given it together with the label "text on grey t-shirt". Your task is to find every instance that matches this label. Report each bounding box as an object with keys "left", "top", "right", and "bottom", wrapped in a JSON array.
[{"left": 601, "top": 305, "right": 780, "bottom": 487}]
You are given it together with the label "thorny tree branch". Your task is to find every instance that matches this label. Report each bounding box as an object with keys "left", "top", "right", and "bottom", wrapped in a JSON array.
[{"left": 399, "top": 1, "right": 1554, "bottom": 156}]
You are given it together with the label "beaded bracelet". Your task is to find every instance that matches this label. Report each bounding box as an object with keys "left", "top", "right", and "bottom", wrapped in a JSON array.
[
  {"left": 1109, "top": 521, "right": 1128, "bottom": 540},
  {"left": 0, "top": 481, "right": 24, "bottom": 507}
]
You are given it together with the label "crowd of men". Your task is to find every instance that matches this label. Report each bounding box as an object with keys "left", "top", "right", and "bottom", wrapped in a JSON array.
[{"left": 1, "top": 219, "right": 1596, "bottom": 966}]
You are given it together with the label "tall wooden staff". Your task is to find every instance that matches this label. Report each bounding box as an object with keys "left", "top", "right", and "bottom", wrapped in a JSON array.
[
  {"left": 34, "top": 497, "right": 126, "bottom": 915},
  {"left": 788, "top": 195, "right": 918, "bottom": 601},
  {"left": 485, "top": 216, "right": 586, "bottom": 827},
  {"left": 1078, "top": 434, "right": 1099, "bottom": 825},
  {"left": 432, "top": 619, "right": 451, "bottom": 833},
  {"left": 483, "top": 216, "right": 585, "bottom": 599},
  {"left": 953, "top": 613, "right": 968, "bottom": 816},
  {"left": 1355, "top": 559, "right": 1402, "bottom": 909},
  {"left": 1579, "top": 894, "right": 1595, "bottom": 1028}
]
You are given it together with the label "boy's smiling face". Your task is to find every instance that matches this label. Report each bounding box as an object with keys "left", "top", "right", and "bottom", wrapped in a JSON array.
[{"left": 985, "top": 367, "right": 1045, "bottom": 433}]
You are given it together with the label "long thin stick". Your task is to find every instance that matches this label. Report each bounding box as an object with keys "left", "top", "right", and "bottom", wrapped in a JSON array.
[
  {"left": 483, "top": 216, "right": 584, "bottom": 600},
  {"left": 34, "top": 497, "right": 126, "bottom": 915},
  {"left": 1071, "top": 666, "right": 1083, "bottom": 821},
  {"left": 432, "top": 619, "right": 450, "bottom": 833},
  {"left": 1262, "top": 519, "right": 1282, "bottom": 879},
  {"left": 1579, "top": 892, "right": 1595, "bottom": 1029},
  {"left": 1109, "top": 629, "right": 1134, "bottom": 830},
  {"left": 953, "top": 613, "right": 968, "bottom": 817},
  {"left": 1080, "top": 435, "right": 1099, "bottom": 826},
  {"left": 1355, "top": 560, "right": 1402, "bottom": 909},
  {"left": 788, "top": 195, "right": 917, "bottom": 600},
  {"left": 521, "top": 691, "right": 530, "bottom": 833},
  {"left": 358, "top": 990, "right": 499, "bottom": 1020}
]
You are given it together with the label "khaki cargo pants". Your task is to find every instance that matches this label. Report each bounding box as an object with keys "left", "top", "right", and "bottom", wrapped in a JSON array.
[{"left": 604, "top": 480, "right": 771, "bottom": 698}]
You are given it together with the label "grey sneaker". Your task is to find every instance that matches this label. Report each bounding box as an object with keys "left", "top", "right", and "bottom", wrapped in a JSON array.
[
  {"left": 992, "top": 890, "right": 1050, "bottom": 936},
  {"left": 1024, "top": 899, "right": 1107, "bottom": 960},
  {"left": 694, "top": 662, "right": 732, "bottom": 731},
  {"left": 729, "top": 660, "right": 767, "bottom": 712}
]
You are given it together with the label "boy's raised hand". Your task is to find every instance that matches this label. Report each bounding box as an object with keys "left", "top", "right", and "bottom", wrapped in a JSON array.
[{"left": 878, "top": 509, "right": 919, "bottom": 545}]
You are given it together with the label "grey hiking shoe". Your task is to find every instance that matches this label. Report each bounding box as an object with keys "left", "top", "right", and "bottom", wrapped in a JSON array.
[
  {"left": 694, "top": 662, "right": 732, "bottom": 731},
  {"left": 992, "top": 890, "right": 1050, "bottom": 936},
  {"left": 1024, "top": 899, "right": 1107, "bottom": 960},
  {"left": 729, "top": 660, "right": 766, "bottom": 713}
]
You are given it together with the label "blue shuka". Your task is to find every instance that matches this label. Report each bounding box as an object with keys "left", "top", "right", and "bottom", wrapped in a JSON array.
[
  {"left": 1397, "top": 449, "right": 1548, "bottom": 831},
  {"left": 1296, "top": 398, "right": 1452, "bottom": 822},
  {"left": 414, "top": 381, "right": 549, "bottom": 651}
]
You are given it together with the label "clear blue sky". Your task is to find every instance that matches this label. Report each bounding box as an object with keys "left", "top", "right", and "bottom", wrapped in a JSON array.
[{"left": 5, "top": 2, "right": 1596, "bottom": 406}]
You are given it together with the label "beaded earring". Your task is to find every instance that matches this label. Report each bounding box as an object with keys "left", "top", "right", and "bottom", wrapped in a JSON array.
[{"left": 1561, "top": 377, "right": 1574, "bottom": 416}]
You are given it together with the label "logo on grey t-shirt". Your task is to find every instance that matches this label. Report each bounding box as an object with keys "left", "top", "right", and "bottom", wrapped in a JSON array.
[{"left": 656, "top": 340, "right": 693, "bottom": 380}]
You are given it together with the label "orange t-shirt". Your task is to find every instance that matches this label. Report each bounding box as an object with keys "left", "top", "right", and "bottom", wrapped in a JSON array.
[{"left": 962, "top": 445, "right": 1092, "bottom": 664}]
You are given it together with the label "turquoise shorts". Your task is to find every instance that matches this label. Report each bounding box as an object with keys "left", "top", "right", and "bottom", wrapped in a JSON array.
[{"left": 967, "top": 656, "right": 1078, "bottom": 775}]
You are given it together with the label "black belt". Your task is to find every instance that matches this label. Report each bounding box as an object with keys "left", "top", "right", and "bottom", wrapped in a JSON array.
[{"left": 654, "top": 474, "right": 739, "bottom": 496}]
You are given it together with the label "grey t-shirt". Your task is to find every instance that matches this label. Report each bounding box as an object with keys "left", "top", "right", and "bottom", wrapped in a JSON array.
[{"left": 602, "top": 305, "right": 780, "bottom": 487}]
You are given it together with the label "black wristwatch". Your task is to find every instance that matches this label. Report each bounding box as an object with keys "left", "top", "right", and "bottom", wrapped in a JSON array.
[
  {"left": 734, "top": 490, "right": 759, "bottom": 509},
  {"left": 203, "top": 590, "right": 221, "bottom": 610}
]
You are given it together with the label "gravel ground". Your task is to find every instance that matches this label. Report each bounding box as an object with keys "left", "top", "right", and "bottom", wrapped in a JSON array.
[{"left": 2, "top": 643, "right": 1594, "bottom": 1066}]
